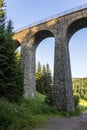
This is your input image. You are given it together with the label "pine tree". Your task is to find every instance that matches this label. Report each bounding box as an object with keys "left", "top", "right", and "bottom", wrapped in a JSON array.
[
  {"left": 0, "top": 0, "right": 23, "bottom": 102},
  {"left": 0, "top": 0, "right": 5, "bottom": 40},
  {"left": 44, "top": 64, "right": 53, "bottom": 105},
  {"left": 42, "top": 65, "right": 46, "bottom": 94},
  {"left": 46, "top": 64, "right": 52, "bottom": 94},
  {"left": 36, "top": 62, "right": 43, "bottom": 93}
]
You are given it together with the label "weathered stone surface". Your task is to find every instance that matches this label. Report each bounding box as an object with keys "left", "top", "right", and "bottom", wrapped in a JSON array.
[{"left": 13, "top": 7, "right": 87, "bottom": 111}]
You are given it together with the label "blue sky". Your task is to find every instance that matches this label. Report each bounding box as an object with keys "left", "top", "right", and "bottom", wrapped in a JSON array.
[{"left": 6, "top": 0, "right": 87, "bottom": 78}]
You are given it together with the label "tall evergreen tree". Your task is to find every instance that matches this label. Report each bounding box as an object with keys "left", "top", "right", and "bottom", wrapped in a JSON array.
[
  {"left": 42, "top": 65, "right": 46, "bottom": 94},
  {"left": 0, "top": 0, "right": 5, "bottom": 40},
  {"left": 45, "top": 63, "right": 52, "bottom": 95},
  {"left": 0, "top": 0, "right": 23, "bottom": 102},
  {"left": 36, "top": 62, "right": 43, "bottom": 93}
]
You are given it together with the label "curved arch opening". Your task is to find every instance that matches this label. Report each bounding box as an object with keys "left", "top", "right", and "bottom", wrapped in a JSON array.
[
  {"left": 31, "top": 30, "right": 54, "bottom": 48},
  {"left": 36, "top": 37, "right": 55, "bottom": 74},
  {"left": 36, "top": 37, "right": 55, "bottom": 95},
  {"left": 67, "top": 18, "right": 87, "bottom": 40},
  {"left": 69, "top": 28, "right": 87, "bottom": 78}
]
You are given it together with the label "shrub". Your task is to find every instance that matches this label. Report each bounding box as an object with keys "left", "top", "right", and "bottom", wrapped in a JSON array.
[{"left": 0, "top": 98, "right": 33, "bottom": 130}]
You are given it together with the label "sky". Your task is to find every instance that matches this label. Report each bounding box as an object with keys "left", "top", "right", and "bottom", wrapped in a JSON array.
[{"left": 5, "top": 0, "right": 87, "bottom": 78}]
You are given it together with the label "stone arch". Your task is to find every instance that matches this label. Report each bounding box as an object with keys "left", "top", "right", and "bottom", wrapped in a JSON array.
[
  {"left": 67, "top": 17, "right": 87, "bottom": 41},
  {"left": 23, "top": 29, "right": 55, "bottom": 97},
  {"left": 66, "top": 17, "right": 87, "bottom": 78},
  {"left": 29, "top": 30, "right": 54, "bottom": 48},
  {"left": 52, "top": 18, "right": 87, "bottom": 111},
  {"left": 67, "top": 17, "right": 87, "bottom": 79},
  {"left": 61, "top": 17, "right": 87, "bottom": 111}
]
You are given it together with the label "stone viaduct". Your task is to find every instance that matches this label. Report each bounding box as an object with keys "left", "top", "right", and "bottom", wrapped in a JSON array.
[{"left": 13, "top": 4, "right": 87, "bottom": 111}]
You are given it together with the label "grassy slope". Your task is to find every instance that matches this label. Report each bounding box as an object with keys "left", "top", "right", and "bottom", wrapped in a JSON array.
[
  {"left": 79, "top": 99, "right": 87, "bottom": 107},
  {"left": 78, "top": 98, "right": 87, "bottom": 111},
  {"left": 0, "top": 92, "right": 58, "bottom": 130},
  {"left": 0, "top": 92, "right": 87, "bottom": 130}
]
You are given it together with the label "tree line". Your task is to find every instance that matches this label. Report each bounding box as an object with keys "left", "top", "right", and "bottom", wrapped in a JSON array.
[
  {"left": 73, "top": 78, "right": 87, "bottom": 100},
  {"left": 36, "top": 62, "right": 87, "bottom": 102}
]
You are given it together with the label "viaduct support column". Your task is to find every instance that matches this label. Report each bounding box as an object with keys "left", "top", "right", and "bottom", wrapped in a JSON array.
[
  {"left": 21, "top": 44, "right": 36, "bottom": 97},
  {"left": 53, "top": 35, "right": 74, "bottom": 111}
]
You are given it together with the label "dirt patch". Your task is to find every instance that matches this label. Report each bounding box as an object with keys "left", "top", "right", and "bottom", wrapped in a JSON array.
[{"left": 35, "top": 112, "right": 87, "bottom": 130}]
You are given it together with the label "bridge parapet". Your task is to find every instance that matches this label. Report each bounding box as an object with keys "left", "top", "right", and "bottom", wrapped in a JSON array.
[{"left": 15, "top": 4, "right": 87, "bottom": 33}]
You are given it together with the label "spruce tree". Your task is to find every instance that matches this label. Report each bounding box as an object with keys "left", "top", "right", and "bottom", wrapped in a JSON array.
[
  {"left": 36, "top": 62, "right": 43, "bottom": 93},
  {"left": 45, "top": 63, "right": 52, "bottom": 95},
  {"left": 44, "top": 64, "right": 53, "bottom": 105},
  {"left": 0, "top": 0, "right": 23, "bottom": 102},
  {"left": 42, "top": 65, "right": 46, "bottom": 94},
  {"left": 0, "top": 0, "right": 5, "bottom": 40}
]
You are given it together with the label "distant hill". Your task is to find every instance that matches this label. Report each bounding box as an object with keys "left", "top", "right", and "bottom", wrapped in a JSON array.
[{"left": 72, "top": 77, "right": 87, "bottom": 100}]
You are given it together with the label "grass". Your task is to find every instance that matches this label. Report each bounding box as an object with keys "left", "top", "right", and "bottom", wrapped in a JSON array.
[
  {"left": 0, "top": 92, "right": 58, "bottom": 130},
  {"left": 77, "top": 98, "right": 87, "bottom": 111},
  {"left": 1, "top": 92, "right": 87, "bottom": 130}
]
